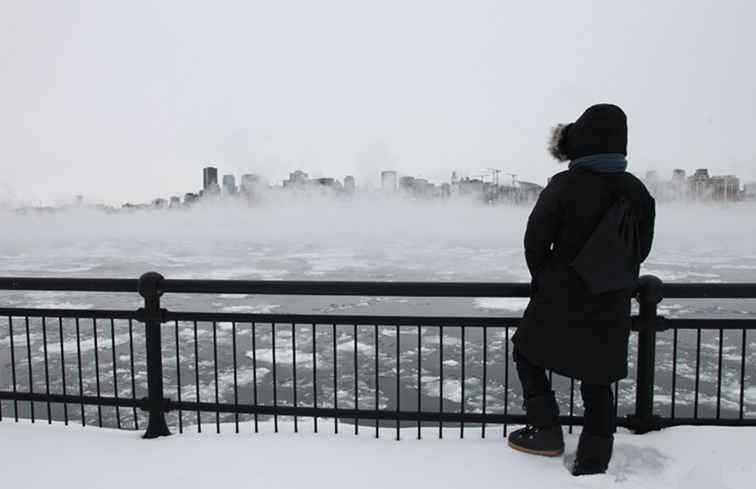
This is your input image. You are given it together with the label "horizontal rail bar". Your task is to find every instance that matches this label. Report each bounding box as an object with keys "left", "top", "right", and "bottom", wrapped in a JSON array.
[
  {"left": 171, "top": 401, "right": 630, "bottom": 428},
  {"left": 164, "top": 311, "right": 521, "bottom": 327},
  {"left": 661, "top": 318, "right": 756, "bottom": 330},
  {"left": 3, "top": 276, "right": 755, "bottom": 299},
  {"left": 661, "top": 418, "right": 756, "bottom": 428},
  {"left": 0, "top": 391, "right": 148, "bottom": 409},
  {"left": 0, "top": 308, "right": 140, "bottom": 320},
  {"left": 160, "top": 279, "right": 531, "bottom": 297},
  {"left": 661, "top": 283, "right": 756, "bottom": 299},
  {"left": 0, "top": 278, "right": 138, "bottom": 293}
]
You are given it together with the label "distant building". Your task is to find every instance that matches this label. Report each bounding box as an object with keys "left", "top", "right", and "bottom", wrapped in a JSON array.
[
  {"left": 314, "top": 177, "right": 339, "bottom": 187},
  {"left": 688, "top": 169, "right": 711, "bottom": 199},
  {"left": 151, "top": 198, "right": 167, "bottom": 209},
  {"left": 744, "top": 182, "right": 756, "bottom": 200},
  {"left": 240, "top": 174, "right": 264, "bottom": 192},
  {"left": 205, "top": 183, "right": 221, "bottom": 196},
  {"left": 184, "top": 193, "right": 199, "bottom": 204},
  {"left": 381, "top": 171, "right": 397, "bottom": 192},
  {"left": 203, "top": 167, "right": 218, "bottom": 192},
  {"left": 284, "top": 170, "right": 309, "bottom": 188},
  {"left": 222, "top": 174, "right": 237, "bottom": 195},
  {"left": 670, "top": 169, "right": 688, "bottom": 199},
  {"left": 683, "top": 168, "right": 741, "bottom": 201},
  {"left": 344, "top": 176, "right": 356, "bottom": 193},
  {"left": 516, "top": 181, "right": 544, "bottom": 204},
  {"left": 414, "top": 178, "right": 432, "bottom": 198},
  {"left": 709, "top": 175, "right": 740, "bottom": 201},
  {"left": 169, "top": 196, "right": 181, "bottom": 208},
  {"left": 398, "top": 176, "right": 416, "bottom": 193}
]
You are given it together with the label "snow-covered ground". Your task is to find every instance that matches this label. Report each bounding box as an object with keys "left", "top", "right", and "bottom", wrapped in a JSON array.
[{"left": 1, "top": 421, "right": 753, "bottom": 489}]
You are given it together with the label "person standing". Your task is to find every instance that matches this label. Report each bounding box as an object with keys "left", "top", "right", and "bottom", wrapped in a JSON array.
[{"left": 508, "top": 104, "right": 656, "bottom": 476}]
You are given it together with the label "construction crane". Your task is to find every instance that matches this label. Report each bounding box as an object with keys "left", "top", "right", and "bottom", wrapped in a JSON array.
[{"left": 486, "top": 168, "right": 503, "bottom": 187}]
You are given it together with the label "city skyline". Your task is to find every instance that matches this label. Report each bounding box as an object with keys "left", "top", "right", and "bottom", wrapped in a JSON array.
[
  {"left": 2, "top": 2, "right": 756, "bottom": 207},
  {"left": 121, "top": 164, "right": 752, "bottom": 210}
]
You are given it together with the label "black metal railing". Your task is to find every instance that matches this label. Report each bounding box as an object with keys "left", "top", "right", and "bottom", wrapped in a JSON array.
[{"left": 0, "top": 273, "right": 754, "bottom": 439}]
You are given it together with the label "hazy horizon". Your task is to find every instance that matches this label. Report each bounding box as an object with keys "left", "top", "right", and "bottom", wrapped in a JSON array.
[{"left": 2, "top": 1, "right": 755, "bottom": 206}]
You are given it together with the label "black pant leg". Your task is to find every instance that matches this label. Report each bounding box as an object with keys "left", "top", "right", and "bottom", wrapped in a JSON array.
[
  {"left": 513, "top": 348, "right": 550, "bottom": 400},
  {"left": 580, "top": 383, "right": 615, "bottom": 436}
]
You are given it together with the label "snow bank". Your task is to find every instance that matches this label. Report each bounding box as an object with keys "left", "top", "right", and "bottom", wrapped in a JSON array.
[{"left": 0, "top": 421, "right": 752, "bottom": 489}]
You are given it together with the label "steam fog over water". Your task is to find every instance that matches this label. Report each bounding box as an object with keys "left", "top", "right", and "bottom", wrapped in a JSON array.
[{"left": 1, "top": 199, "right": 755, "bottom": 430}]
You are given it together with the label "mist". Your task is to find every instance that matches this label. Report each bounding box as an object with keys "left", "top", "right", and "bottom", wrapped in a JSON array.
[{"left": 2, "top": 199, "right": 755, "bottom": 283}]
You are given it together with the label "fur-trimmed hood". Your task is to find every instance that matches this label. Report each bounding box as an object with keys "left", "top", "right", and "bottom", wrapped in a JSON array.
[
  {"left": 548, "top": 123, "right": 572, "bottom": 161},
  {"left": 547, "top": 104, "right": 627, "bottom": 161}
]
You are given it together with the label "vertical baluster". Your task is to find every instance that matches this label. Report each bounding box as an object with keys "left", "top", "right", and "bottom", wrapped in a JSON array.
[
  {"left": 193, "top": 321, "right": 201, "bottom": 433},
  {"left": 694, "top": 328, "right": 702, "bottom": 419},
  {"left": 313, "top": 323, "right": 318, "bottom": 434},
  {"left": 25, "top": 316, "right": 34, "bottom": 423},
  {"left": 93, "top": 319, "right": 102, "bottom": 427},
  {"left": 395, "top": 324, "right": 400, "bottom": 441},
  {"left": 569, "top": 378, "right": 575, "bottom": 434},
  {"left": 128, "top": 319, "right": 138, "bottom": 430},
  {"left": 439, "top": 325, "right": 443, "bottom": 439},
  {"left": 460, "top": 325, "right": 465, "bottom": 439},
  {"left": 374, "top": 325, "right": 379, "bottom": 438},
  {"left": 417, "top": 325, "right": 422, "bottom": 440},
  {"left": 740, "top": 329, "right": 747, "bottom": 421},
  {"left": 213, "top": 321, "right": 220, "bottom": 433},
  {"left": 334, "top": 323, "right": 338, "bottom": 434},
  {"left": 175, "top": 320, "right": 183, "bottom": 434},
  {"left": 354, "top": 324, "right": 359, "bottom": 436},
  {"left": 716, "top": 328, "right": 724, "bottom": 420},
  {"left": 504, "top": 327, "right": 509, "bottom": 438},
  {"left": 110, "top": 319, "right": 120, "bottom": 429},
  {"left": 232, "top": 321, "right": 238, "bottom": 434},
  {"left": 272, "top": 323, "right": 278, "bottom": 433},
  {"left": 671, "top": 328, "right": 678, "bottom": 420},
  {"left": 482, "top": 327, "right": 487, "bottom": 439},
  {"left": 252, "top": 322, "right": 259, "bottom": 433},
  {"left": 75, "top": 318, "right": 84, "bottom": 426},
  {"left": 58, "top": 317, "right": 68, "bottom": 425},
  {"left": 292, "top": 323, "right": 298, "bottom": 433},
  {"left": 42, "top": 317, "right": 51, "bottom": 423},
  {"left": 8, "top": 316, "right": 18, "bottom": 421}
]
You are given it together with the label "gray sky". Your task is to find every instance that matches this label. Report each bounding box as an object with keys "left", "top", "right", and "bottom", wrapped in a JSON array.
[{"left": 2, "top": 0, "right": 755, "bottom": 206}]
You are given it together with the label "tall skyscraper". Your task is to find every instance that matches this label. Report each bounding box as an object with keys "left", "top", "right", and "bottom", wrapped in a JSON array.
[
  {"left": 203, "top": 167, "right": 218, "bottom": 191},
  {"left": 222, "top": 174, "right": 237, "bottom": 195},
  {"left": 381, "top": 171, "right": 397, "bottom": 192}
]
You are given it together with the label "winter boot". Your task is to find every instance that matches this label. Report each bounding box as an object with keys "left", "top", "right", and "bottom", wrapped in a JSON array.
[
  {"left": 508, "top": 392, "right": 564, "bottom": 457},
  {"left": 571, "top": 432, "right": 614, "bottom": 476}
]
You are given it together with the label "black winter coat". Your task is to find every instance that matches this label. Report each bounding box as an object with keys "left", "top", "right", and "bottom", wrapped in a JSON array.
[{"left": 511, "top": 167, "right": 655, "bottom": 384}]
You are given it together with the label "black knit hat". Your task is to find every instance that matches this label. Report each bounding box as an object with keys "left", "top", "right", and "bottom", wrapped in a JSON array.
[{"left": 548, "top": 104, "right": 628, "bottom": 161}]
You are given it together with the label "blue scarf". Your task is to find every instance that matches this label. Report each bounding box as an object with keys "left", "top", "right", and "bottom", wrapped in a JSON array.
[{"left": 568, "top": 153, "right": 628, "bottom": 173}]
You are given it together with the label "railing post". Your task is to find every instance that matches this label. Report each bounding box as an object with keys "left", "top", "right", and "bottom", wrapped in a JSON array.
[
  {"left": 627, "top": 274, "right": 664, "bottom": 434},
  {"left": 139, "top": 272, "right": 171, "bottom": 439}
]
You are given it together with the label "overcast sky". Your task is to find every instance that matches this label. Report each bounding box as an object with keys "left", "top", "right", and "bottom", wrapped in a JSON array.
[{"left": 1, "top": 0, "right": 755, "bottom": 205}]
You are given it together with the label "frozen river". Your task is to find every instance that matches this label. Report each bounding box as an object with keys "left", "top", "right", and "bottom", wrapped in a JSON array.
[{"left": 1, "top": 199, "right": 755, "bottom": 430}]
